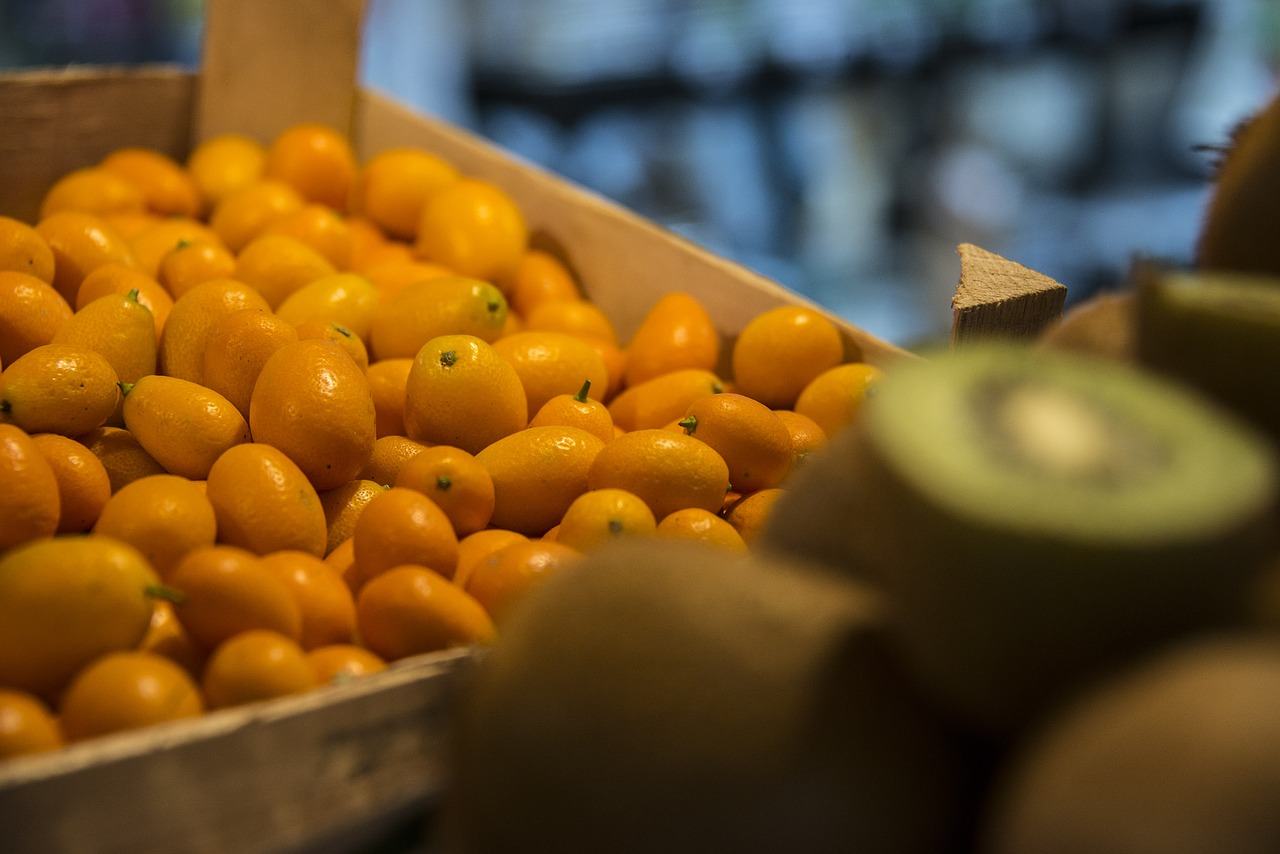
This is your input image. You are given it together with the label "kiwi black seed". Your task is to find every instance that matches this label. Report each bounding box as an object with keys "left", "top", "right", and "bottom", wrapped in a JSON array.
[
  {"left": 981, "top": 635, "right": 1280, "bottom": 854},
  {"left": 758, "top": 343, "right": 1279, "bottom": 736},
  {"left": 1133, "top": 261, "right": 1280, "bottom": 444},
  {"left": 1197, "top": 89, "right": 1280, "bottom": 275},
  {"left": 441, "top": 539, "right": 970, "bottom": 854}
]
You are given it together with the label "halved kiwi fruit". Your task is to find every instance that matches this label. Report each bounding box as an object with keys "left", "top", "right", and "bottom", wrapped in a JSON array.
[
  {"left": 442, "top": 539, "right": 969, "bottom": 854},
  {"left": 982, "top": 635, "right": 1280, "bottom": 854},
  {"left": 759, "top": 343, "right": 1279, "bottom": 735},
  {"left": 1134, "top": 262, "right": 1280, "bottom": 444}
]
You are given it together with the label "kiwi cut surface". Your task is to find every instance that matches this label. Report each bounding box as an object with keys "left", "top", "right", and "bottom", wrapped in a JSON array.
[
  {"left": 982, "top": 635, "right": 1280, "bottom": 854},
  {"left": 442, "top": 539, "right": 968, "bottom": 854},
  {"left": 1134, "top": 263, "right": 1280, "bottom": 443},
  {"left": 760, "top": 343, "right": 1278, "bottom": 735}
]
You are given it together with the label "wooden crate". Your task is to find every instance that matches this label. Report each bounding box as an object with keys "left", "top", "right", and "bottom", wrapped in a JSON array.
[{"left": 0, "top": 1, "right": 927, "bottom": 851}]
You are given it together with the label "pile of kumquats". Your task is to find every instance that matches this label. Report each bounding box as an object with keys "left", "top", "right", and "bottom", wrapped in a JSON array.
[{"left": 0, "top": 123, "right": 883, "bottom": 757}]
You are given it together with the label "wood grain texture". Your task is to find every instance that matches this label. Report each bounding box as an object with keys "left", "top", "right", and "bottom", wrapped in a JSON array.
[
  {"left": 951, "top": 243, "right": 1067, "bottom": 346},
  {"left": 0, "top": 67, "right": 193, "bottom": 223},
  {"left": 195, "top": 0, "right": 368, "bottom": 144}
]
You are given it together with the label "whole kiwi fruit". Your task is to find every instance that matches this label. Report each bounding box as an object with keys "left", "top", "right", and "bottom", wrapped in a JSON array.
[
  {"left": 982, "top": 635, "right": 1280, "bottom": 854},
  {"left": 442, "top": 539, "right": 969, "bottom": 854}
]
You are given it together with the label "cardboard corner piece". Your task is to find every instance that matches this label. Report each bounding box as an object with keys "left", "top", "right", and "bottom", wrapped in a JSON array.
[{"left": 950, "top": 243, "right": 1067, "bottom": 345}]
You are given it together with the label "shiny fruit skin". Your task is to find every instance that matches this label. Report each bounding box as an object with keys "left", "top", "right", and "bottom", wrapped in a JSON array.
[
  {"left": 0, "top": 424, "right": 62, "bottom": 549},
  {"left": 0, "top": 344, "right": 120, "bottom": 436},
  {"left": 356, "top": 566, "right": 496, "bottom": 661},
  {"left": 121, "top": 375, "right": 250, "bottom": 480},
  {"left": 0, "top": 689, "right": 63, "bottom": 758},
  {"left": 403, "top": 335, "right": 528, "bottom": 455},
  {"left": 680, "top": 392, "right": 794, "bottom": 493},
  {"left": 587, "top": 428, "right": 730, "bottom": 521},
  {"left": 249, "top": 339, "right": 377, "bottom": 491},
  {"left": 204, "top": 443, "right": 328, "bottom": 557},
  {"left": 0, "top": 534, "right": 160, "bottom": 699},
  {"left": 59, "top": 651, "right": 204, "bottom": 742},
  {"left": 476, "top": 425, "right": 606, "bottom": 537},
  {"left": 201, "top": 629, "right": 316, "bottom": 710},
  {"left": 92, "top": 473, "right": 218, "bottom": 579}
]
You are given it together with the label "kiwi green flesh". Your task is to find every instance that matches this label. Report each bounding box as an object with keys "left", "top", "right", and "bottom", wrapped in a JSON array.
[
  {"left": 1136, "top": 268, "right": 1280, "bottom": 440},
  {"left": 874, "top": 344, "right": 1276, "bottom": 548}
]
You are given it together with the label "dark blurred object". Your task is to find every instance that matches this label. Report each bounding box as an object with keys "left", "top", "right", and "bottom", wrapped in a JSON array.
[{"left": 0, "top": 0, "right": 202, "bottom": 68}]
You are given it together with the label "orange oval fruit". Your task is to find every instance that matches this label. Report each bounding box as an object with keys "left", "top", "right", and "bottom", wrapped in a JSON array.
[
  {"left": 508, "top": 248, "right": 580, "bottom": 317},
  {"left": 0, "top": 270, "right": 73, "bottom": 365},
  {"left": 528, "top": 378, "right": 615, "bottom": 443},
  {"left": 186, "top": 133, "right": 267, "bottom": 213},
  {"left": 679, "top": 392, "right": 793, "bottom": 493},
  {"left": 476, "top": 425, "right": 606, "bottom": 536},
  {"left": 365, "top": 357, "right": 414, "bottom": 438},
  {"left": 0, "top": 534, "right": 159, "bottom": 699},
  {"left": 208, "top": 178, "right": 306, "bottom": 252},
  {"left": 415, "top": 177, "right": 528, "bottom": 288},
  {"left": 35, "top": 210, "right": 140, "bottom": 306},
  {"left": 356, "top": 566, "right": 495, "bottom": 661},
  {"left": 0, "top": 424, "right": 61, "bottom": 550},
  {"left": 359, "top": 434, "right": 429, "bottom": 486},
  {"left": 275, "top": 272, "right": 379, "bottom": 342},
  {"left": 492, "top": 329, "right": 609, "bottom": 417},
  {"left": 156, "top": 239, "right": 238, "bottom": 299},
  {"left": 201, "top": 629, "right": 315, "bottom": 710},
  {"left": 655, "top": 507, "right": 748, "bottom": 552},
  {"left": 125, "top": 216, "right": 222, "bottom": 279},
  {"left": 773, "top": 409, "right": 828, "bottom": 469},
  {"left": 454, "top": 528, "right": 530, "bottom": 590},
  {"left": 234, "top": 232, "right": 337, "bottom": 310},
  {"left": 52, "top": 288, "right": 157, "bottom": 385},
  {"left": 318, "top": 478, "right": 387, "bottom": 556},
  {"left": 0, "top": 216, "right": 55, "bottom": 284},
  {"left": 0, "top": 689, "right": 63, "bottom": 758},
  {"left": 158, "top": 277, "right": 271, "bottom": 384},
  {"left": 30, "top": 432, "right": 112, "bottom": 534},
  {"left": 722, "top": 488, "right": 784, "bottom": 545},
  {"left": 99, "top": 147, "right": 202, "bottom": 218},
  {"left": 92, "top": 473, "right": 218, "bottom": 579},
  {"left": 308, "top": 644, "right": 387, "bottom": 685},
  {"left": 369, "top": 276, "right": 508, "bottom": 360},
  {"left": 607, "top": 368, "right": 726, "bottom": 432},
  {"left": 249, "top": 339, "right": 376, "bottom": 491},
  {"left": 463, "top": 539, "right": 581, "bottom": 625},
  {"left": 394, "top": 444, "right": 496, "bottom": 538},
  {"left": 200, "top": 307, "right": 299, "bottom": 419},
  {"left": 167, "top": 545, "right": 302, "bottom": 651},
  {"left": 624, "top": 291, "right": 720, "bottom": 387},
  {"left": 555, "top": 487, "right": 657, "bottom": 553},
  {"left": 263, "top": 203, "right": 354, "bottom": 270},
  {"left": 363, "top": 257, "right": 455, "bottom": 299},
  {"left": 793, "top": 362, "right": 885, "bottom": 438},
  {"left": 74, "top": 262, "right": 173, "bottom": 340},
  {"left": 59, "top": 650, "right": 204, "bottom": 742},
  {"left": 77, "top": 425, "right": 166, "bottom": 494},
  {"left": 121, "top": 375, "right": 250, "bottom": 480},
  {"left": 258, "top": 550, "right": 358, "bottom": 650},
  {"left": 351, "top": 486, "right": 460, "bottom": 588},
  {"left": 39, "top": 166, "right": 147, "bottom": 220},
  {"left": 523, "top": 298, "right": 617, "bottom": 343},
  {"left": 587, "top": 428, "right": 730, "bottom": 521},
  {"left": 204, "top": 443, "right": 328, "bottom": 557},
  {"left": 264, "top": 123, "right": 358, "bottom": 211},
  {"left": 0, "top": 344, "right": 120, "bottom": 436},
  {"left": 403, "top": 334, "right": 528, "bottom": 455},
  {"left": 352, "top": 147, "right": 460, "bottom": 240},
  {"left": 731, "top": 305, "right": 847, "bottom": 409}
]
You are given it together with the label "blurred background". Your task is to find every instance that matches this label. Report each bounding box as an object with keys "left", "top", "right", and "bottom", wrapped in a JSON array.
[{"left": 2, "top": 0, "right": 1277, "bottom": 347}]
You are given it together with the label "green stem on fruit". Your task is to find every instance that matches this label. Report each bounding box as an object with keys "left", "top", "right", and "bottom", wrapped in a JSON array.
[
  {"left": 440, "top": 350, "right": 457, "bottom": 368},
  {"left": 145, "top": 583, "right": 186, "bottom": 605},
  {"left": 437, "top": 474, "right": 453, "bottom": 492},
  {"left": 574, "top": 380, "right": 592, "bottom": 403},
  {"left": 118, "top": 381, "right": 134, "bottom": 397},
  {"left": 331, "top": 324, "right": 353, "bottom": 338},
  {"left": 711, "top": 381, "right": 724, "bottom": 394},
  {"left": 126, "top": 288, "right": 140, "bottom": 303},
  {"left": 678, "top": 415, "right": 698, "bottom": 435}
]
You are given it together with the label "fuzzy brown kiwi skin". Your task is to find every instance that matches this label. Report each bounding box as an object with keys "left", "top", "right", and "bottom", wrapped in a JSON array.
[
  {"left": 981, "top": 635, "right": 1280, "bottom": 854},
  {"left": 1035, "top": 290, "right": 1136, "bottom": 362},
  {"left": 1197, "top": 94, "right": 1280, "bottom": 276},
  {"left": 441, "top": 539, "right": 972, "bottom": 854}
]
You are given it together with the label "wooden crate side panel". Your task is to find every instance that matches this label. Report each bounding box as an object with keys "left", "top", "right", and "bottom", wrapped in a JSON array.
[
  {"left": 0, "top": 651, "right": 469, "bottom": 854},
  {"left": 0, "top": 67, "right": 195, "bottom": 224},
  {"left": 355, "top": 88, "right": 912, "bottom": 366}
]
